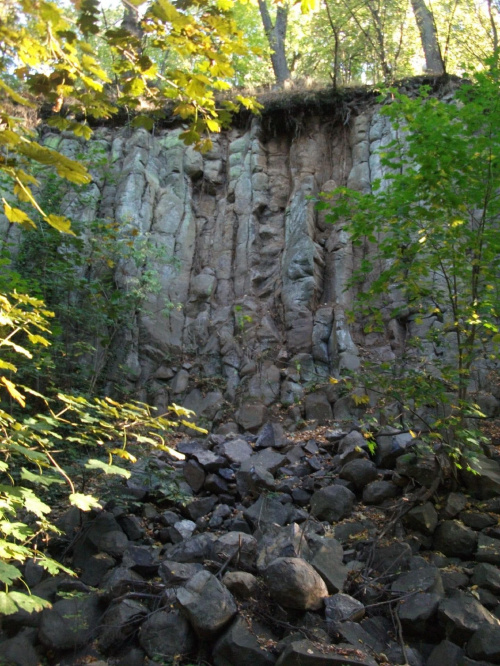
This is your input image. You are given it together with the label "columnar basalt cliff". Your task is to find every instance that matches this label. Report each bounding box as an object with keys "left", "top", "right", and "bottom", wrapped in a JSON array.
[{"left": 3, "top": 84, "right": 498, "bottom": 430}]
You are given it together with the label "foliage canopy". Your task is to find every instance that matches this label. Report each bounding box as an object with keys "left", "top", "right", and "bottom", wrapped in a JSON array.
[{"left": 319, "top": 67, "right": 500, "bottom": 467}]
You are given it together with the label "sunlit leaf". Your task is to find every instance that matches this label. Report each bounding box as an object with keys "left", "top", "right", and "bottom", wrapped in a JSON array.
[{"left": 69, "top": 493, "right": 102, "bottom": 511}]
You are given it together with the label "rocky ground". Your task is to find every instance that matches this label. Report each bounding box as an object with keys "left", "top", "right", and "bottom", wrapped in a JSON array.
[{"left": 2, "top": 422, "right": 500, "bottom": 666}]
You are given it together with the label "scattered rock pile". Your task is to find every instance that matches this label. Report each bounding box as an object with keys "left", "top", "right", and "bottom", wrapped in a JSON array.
[{"left": 2, "top": 423, "right": 500, "bottom": 666}]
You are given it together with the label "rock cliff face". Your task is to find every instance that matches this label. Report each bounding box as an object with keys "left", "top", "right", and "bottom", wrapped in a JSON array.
[{"left": 4, "top": 92, "right": 497, "bottom": 429}]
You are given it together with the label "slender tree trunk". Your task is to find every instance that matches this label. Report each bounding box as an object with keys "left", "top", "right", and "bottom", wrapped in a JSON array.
[
  {"left": 257, "top": 0, "right": 291, "bottom": 85},
  {"left": 324, "top": 0, "right": 340, "bottom": 88},
  {"left": 487, "top": 0, "right": 499, "bottom": 59},
  {"left": 410, "top": 0, "right": 445, "bottom": 74}
]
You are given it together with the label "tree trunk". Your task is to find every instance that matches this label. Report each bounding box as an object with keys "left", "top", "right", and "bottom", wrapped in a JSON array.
[
  {"left": 410, "top": 0, "right": 445, "bottom": 74},
  {"left": 257, "top": 0, "right": 291, "bottom": 85}
]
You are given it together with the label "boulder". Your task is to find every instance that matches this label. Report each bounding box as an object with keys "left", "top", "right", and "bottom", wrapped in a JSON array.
[
  {"left": 339, "top": 459, "right": 378, "bottom": 490},
  {"left": 139, "top": 610, "right": 196, "bottom": 660},
  {"left": 362, "top": 480, "right": 399, "bottom": 505},
  {"left": 176, "top": 570, "right": 237, "bottom": 637},
  {"left": 325, "top": 593, "right": 365, "bottom": 628},
  {"left": 467, "top": 624, "right": 500, "bottom": 663},
  {"left": 264, "top": 557, "right": 328, "bottom": 610},
  {"left": 98, "top": 599, "right": 148, "bottom": 652},
  {"left": 438, "top": 591, "right": 498, "bottom": 644},
  {"left": 476, "top": 533, "right": 500, "bottom": 565},
  {"left": 256, "top": 422, "right": 287, "bottom": 449},
  {"left": 213, "top": 617, "right": 277, "bottom": 666},
  {"left": 433, "top": 520, "right": 478, "bottom": 559},
  {"left": 39, "top": 594, "right": 101, "bottom": 651},
  {"left": 308, "top": 535, "right": 347, "bottom": 594},
  {"left": 310, "top": 485, "right": 355, "bottom": 522},
  {"left": 403, "top": 502, "right": 438, "bottom": 536},
  {"left": 244, "top": 495, "right": 292, "bottom": 528},
  {"left": 222, "top": 571, "right": 259, "bottom": 599}
]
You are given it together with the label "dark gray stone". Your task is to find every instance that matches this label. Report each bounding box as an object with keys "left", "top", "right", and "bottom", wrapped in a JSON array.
[
  {"left": 472, "top": 563, "right": 500, "bottom": 594},
  {"left": 122, "top": 545, "right": 160, "bottom": 576},
  {"left": 183, "top": 459, "right": 206, "bottom": 492},
  {"left": 375, "top": 430, "right": 414, "bottom": 468},
  {"left": 0, "top": 633, "right": 40, "bottom": 666},
  {"left": 256, "top": 523, "right": 313, "bottom": 571},
  {"left": 176, "top": 570, "right": 237, "bottom": 637},
  {"left": 100, "top": 566, "right": 145, "bottom": 599},
  {"left": 81, "top": 553, "right": 116, "bottom": 586},
  {"left": 98, "top": 599, "right": 147, "bottom": 652},
  {"left": 219, "top": 439, "right": 253, "bottom": 464},
  {"left": 339, "top": 459, "right": 378, "bottom": 490},
  {"left": 404, "top": 502, "right": 439, "bottom": 535},
  {"left": 442, "top": 492, "right": 468, "bottom": 518},
  {"left": 395, "top": 453, "right": 439, "bottom": 487},
  {"left": 256, "top": 422, "right": 287, "bottom": 449},
  {"left": 308, "top": 535, "right": 347, "bottom": 594},
  {"left": 159, "top": 560, "right": 204, "bottom": 585},
  {"left": 214, "top": 532, "right": 258, "bottom": 570},
  {"left": 397, "top": 593, "right": 440, "bottom": 633},
  {"left": 264, "top": 557, "right": 328, "bottom": 610},
  {"left": 438, "top": 591, "right": 497, "bottom": 644},
  {"left": 391, "top": 567, "right": 444, "bottom": 596},
  {"left": 476, "top": 533, "right": 500, "bottom": 565},
  {"left": 426, "top": 640, "right": 464, "bottom": 666},
  {"left": 117, "top": 514, "right": 145, "bottom": 541},
  {"left": 325, "top": 593, "right": 365, "bottom": 627},
  {"left": 183, "top": 495, "right": 218, "bottom": 521},
  {"left": 467, "top": 624, "right": 500, "bottom": 663},
  {"left": 222, "top": 571, "right": 259, "bottom": 599},
  {"left": 304, "top": 392, "right": 333, "bottom": 422},
  {"left": 460, "top": 511, "right": 497, "bottom": 530},
  {"left": 337, "top": 621, "right": 384, "bottom": 655},
  {"left": 139, "top": 610, "right": 196, "bottom": 660},
  {"left": 362, "top": 480, "right": 399, "bottom": 505},
  {"left": 433, "top": 520, "right": 478, "bottom": 559},
  {"left": 39, "top": 594, "right": 102, "bottom": 651},
  {"left": 244, "top": 495, "right": 292, "bottom": 528},
  {"left": 370, "top": 541, "right": 412, "bottom": 574},
  {"left": 213, "top": 617, "right": 277, "bottom": 666},
  {"left": 164, "top": 532, "right": 216, "bottom": 563},
  {"left": 310, "top": 485, "right": 355, "bottom": 522}
]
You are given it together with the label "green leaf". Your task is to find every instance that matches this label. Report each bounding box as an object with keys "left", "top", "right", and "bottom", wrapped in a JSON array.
[
  {"left": 84, "top": 459, "right": 131, "bottom": 478},
  {"left": 69, "top": 493, "right": 102, "bottom": 511},
  {"left": 131, "top": 115, "right": 155, "bottom": 130},
  {"left": 0, "top": 592, "right": 18, "bottom": 615},
  {"left": 21, "top": 468, "right": 65, "bottom": 487},
  {"left": 0, "top": 561, "right": 22, "bottom": 586},
  {"left": 8, "top": 592, "right": 51, "bottom": 614}
]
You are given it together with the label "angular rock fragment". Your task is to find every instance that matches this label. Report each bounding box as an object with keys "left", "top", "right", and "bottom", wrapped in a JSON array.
[
  {"left": 139, "top": 610, "right": 196, "bottom": 660},
  {"left": 438, "top": 590, "right": 497, "bottom": 644},
  {"left": 222, "top": 571, "right": 259, "bottom": 598},
  {"left": 39, "top": 594, "right": 102, "bottom": 651},
  {"left": 213, "top": 617, "right": 277, "bottom": 666},
  {"left": 325, "top": 593, "right": 365, "bottom": 628},
  {"left": 177, "top": 570, "right": 237, "bottom": 637},
  {"left": 310, "top": 486, "right": 355, "bottom": 522},
  {"left": 433, "top": 520, "right": 478, "bottom": 559},
  {"left": 467, "top": 623, "right": 500, "bottom": 663},
  {"left": 98, "top": 598, "right": 147, "bottom": 652}
]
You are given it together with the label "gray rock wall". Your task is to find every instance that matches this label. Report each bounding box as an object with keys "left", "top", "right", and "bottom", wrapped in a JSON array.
[{"left": 2, "top": 106, "right": 497, "bottom": 429}]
